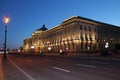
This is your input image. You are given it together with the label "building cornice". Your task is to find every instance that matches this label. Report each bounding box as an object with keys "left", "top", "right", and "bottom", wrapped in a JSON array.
[{"left": 62, "top": 16, "right": 120, "bottom": 29}]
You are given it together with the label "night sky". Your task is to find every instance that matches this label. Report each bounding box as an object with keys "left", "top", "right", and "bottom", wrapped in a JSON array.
[{"left": 0, "top": 0, "right": 120, "bottom": 49}]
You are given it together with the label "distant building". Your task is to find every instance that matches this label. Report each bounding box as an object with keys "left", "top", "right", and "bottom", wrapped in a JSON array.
[{"left": 23, "top": 16, "right": 120, "bottom": 55}]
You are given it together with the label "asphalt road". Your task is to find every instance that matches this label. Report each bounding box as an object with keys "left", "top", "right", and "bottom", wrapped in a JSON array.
[{"left": 6, "top": 54, "right": 120, "bottom": 80}]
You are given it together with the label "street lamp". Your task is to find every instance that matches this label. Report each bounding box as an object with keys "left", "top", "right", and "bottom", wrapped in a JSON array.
[
  {"left": 3, "top": 16, "right": 10, "bottom": 59},
  {"left": 105, "top": 42, "right": 109, "bottom": 48}
]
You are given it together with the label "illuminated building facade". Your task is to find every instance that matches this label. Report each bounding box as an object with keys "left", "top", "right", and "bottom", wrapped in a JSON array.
[{"left": 23, "top": 16, "right": 120, "bottom": 55}]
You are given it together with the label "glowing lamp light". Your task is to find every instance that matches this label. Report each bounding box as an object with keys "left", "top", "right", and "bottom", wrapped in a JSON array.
[
  {"left": 105, "top": 42, "right": 109, "bottom": 48},
  {"left": 60, "top": 49, "right": 62, "bottom": 53},
  {"left": 4, "top": 16, "right": 10, "bottom": 24},
  {"left": 31, "top": 46, "right": 34, "bottom": 49},
  {"left": 66, "top": 47, "right": 68, "bottom": 50},
  {"left": 48, "top": 47, "right": 51, "bottom": 50}
]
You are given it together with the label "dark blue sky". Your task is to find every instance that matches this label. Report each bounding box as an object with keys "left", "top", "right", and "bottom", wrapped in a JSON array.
[{"left": 0, "top": 0, "right": 120, "bottom": 49}]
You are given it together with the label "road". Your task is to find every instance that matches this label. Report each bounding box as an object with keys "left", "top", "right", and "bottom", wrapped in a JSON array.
[{"left": 5, "top": 54, "right": 120, "bottom": 80}]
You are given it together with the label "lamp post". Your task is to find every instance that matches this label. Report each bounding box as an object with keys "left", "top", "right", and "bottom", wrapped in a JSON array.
[{"left": 3, "top": 16, "right": 10, "bottom": 59}]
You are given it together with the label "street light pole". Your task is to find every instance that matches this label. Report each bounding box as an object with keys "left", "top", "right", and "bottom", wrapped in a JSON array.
[
  {"left": 3, "top": 25, "right": 7, "bottom": 59},
  {"left": 3, "top": 16, "right": 10, "bottom": 59}
]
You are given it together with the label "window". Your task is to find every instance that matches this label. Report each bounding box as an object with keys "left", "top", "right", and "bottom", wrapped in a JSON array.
[
  {"left": 94, "top": 28, "right": 97, "bottom": 32},
  {"left": 85, "top": 33, "right": 88, "bottom": 41},
  {"left": 80, "top": 25, "right": 83, "bottom": 30},
  {"left": 90, "top": 37, "right": 92, "bottom": 41},
  {"left": 85, "top": 42, "right": 88, "bottom": 49},
  {"left": 80, "top": 33, "right": 84, "bottom": 41},
  {"left": 84, "top": 26, "right": 87, "bottom": 31},
  {"left": 81, "top": 42, "right": 83, "bottom": 49},
  {"left": 88, "top": 26, "right": 91, "bottom": 31},
  {"left": 89, "top": 33, "right": 92, "bottom": 41}
]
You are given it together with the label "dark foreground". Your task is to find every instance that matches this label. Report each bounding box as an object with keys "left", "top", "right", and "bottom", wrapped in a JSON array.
[{"left": 0, "top": 54, "right": 120, "bottom": 80}]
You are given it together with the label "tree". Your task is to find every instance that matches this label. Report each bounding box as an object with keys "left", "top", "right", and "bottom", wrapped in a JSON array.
[{"left": 19, "top": 47, "right": 23, "bottom": 52}]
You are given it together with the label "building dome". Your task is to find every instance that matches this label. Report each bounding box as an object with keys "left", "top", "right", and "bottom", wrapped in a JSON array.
[{"left": 36, "top": 24, "right": 48, "bottom": 31}]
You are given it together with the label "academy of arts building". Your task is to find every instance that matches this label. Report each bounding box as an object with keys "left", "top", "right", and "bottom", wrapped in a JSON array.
[{"left": 23, "top": 16, "right": 120, "bottom": 55}]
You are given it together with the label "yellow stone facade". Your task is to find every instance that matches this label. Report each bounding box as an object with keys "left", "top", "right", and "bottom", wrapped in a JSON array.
[{"left": 23, "top": 16, "right": 120, "bottom": 55}]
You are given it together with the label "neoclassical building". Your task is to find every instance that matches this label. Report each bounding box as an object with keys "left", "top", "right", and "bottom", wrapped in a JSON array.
[{"left": 23, "top": 16, "right": 120, "bottom": 55}]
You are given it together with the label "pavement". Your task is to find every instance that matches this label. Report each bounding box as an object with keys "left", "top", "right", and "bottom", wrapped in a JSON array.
[
  {"left": 0, "top": 55, "right": 120, "bottom": 80},
  {"left": 0, "top": 55, "right": 29, "bottom": 80}
]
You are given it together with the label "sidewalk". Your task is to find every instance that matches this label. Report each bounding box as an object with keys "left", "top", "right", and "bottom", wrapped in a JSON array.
[{"left": 0, "top": 57, "right": 29, "bottom": 80}]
